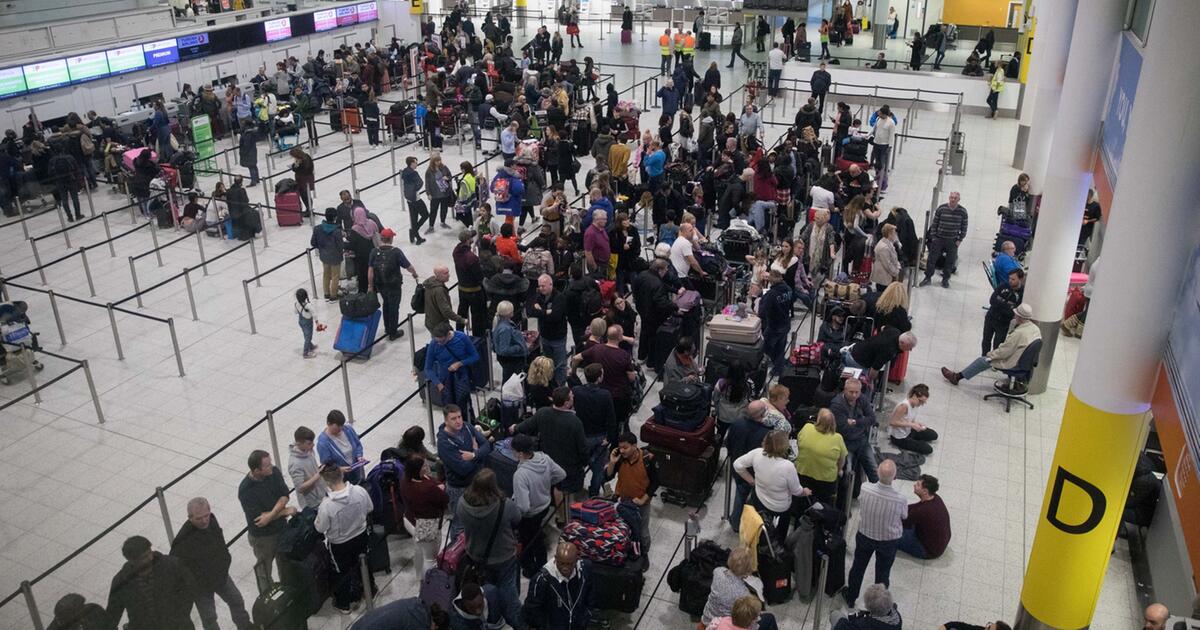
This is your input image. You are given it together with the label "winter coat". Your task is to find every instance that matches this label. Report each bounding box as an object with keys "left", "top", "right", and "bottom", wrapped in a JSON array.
[
  {"left": 457, "top": 498, "right": 521, "bottom": 565},
  {"left": 169, "top": 514, "right": 233, "bottom": 593},
  {"left": 437, "top": 422, "right": 493, "bottom": 488},
  {"left": 423, "top": 330, "right": 480, "bottom": 399},
  {"left": 515, "top": 406, "right": 590, "bottom": 473},
  {"left": 522, "top": 559, "right": 593, "bottom": 630},
  {"left": 491, "top": 317, "right": 527, "bottom": 359},
  {"left": 238, "top": 128, "right": 258, "bottom": 167},
  {"left": 310, "top": 222, "right": 345, "bottom": 265},
  {"left": 513, "top": 452, "right": 566, "bottom": 516},
  {"left": 423, "top": 276, "right": 468, "bottom": 331},
  {"left": 106, "top": 552, "right": 197, "bottom": 630}
]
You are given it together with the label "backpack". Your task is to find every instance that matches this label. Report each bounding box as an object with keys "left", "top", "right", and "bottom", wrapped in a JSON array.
[
  {"left": 411, "top": 283, "right": 427, "bottom": 314},
  {"left": 491, "top": 175, "right": 511, "bottom": 203},
  {"left": 522, "top": 247, "right": 553, "bottom": 279},
  {"left": 466, "top": 83, "right": 483, "bottom": 105},
  {"left": 365, "top": 457, "right": 405, "bottom": 534},
  {"left": 276, "top": 507, "right": 323, "bottom": 561},
  {"left": 371, "top": 246, "right": 403, "bottom": 292},
  {"left": 579, "top": 282, "right": 603, "bottom": 318}
]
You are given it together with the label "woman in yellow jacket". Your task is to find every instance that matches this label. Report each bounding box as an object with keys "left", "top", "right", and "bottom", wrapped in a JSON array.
[{"left": 987, "top": 61, "right": 1006, "bottom": 118}]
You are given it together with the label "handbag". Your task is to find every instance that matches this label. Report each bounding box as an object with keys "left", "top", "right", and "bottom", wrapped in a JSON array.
[{"left": 456, "top": 499, "right": 508, "bottom": 587}]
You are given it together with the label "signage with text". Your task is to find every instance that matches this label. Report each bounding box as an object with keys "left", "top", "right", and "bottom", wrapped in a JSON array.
[
  {"left": 106, "top": 44, "right": 146, "bottom": 76},
  {"left": 314, "top": 8, "right": 338, "bottom": 31},
  {"left": 144, "top": 39, "right": 180, "bottom": 68},
  {"left": 1100, "top": 35, "right": 1142, "bottom": 188},
  {"left": 0, "top": 67, "right": 27, "bottom": 100},
  {"left": 356, "top": 2, "right": 378, "bottom": 21},
  {"left": 23, "top": 59, "right": 69, "bottom": 93},
  {"left": 67, "top": 52, "right": 109, "bottom": 84},
  {"left": 177, "top": 33, "right": 211, "bottom": 61},
  {"left": 265, "top": 17, "right": 292, "bottom": 43},
  {"left": 336, "top": 6, "right": 358, "bottom": 26}
]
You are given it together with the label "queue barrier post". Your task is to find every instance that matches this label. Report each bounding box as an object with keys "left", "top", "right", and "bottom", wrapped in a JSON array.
[
  {"left": 47, "top": 290, "right": 66, "bottom": 346},
  {"left": 195, "top": 229, "right": 209, "bottom": 276},
  {"left": 249, "top": 238, "right": 261, "bottom": 287},
  {"left": 106, "top": 303, "right": 125, "bottom": 359},
  {"left": 53, "top": 199, "right": 71, "bottom": 249},
  {"left": 341, "top": 358, "right": 355, "bottom": 424},
  {"left": 425, "top": 381, "right": 437, "bottom": 450},
  {"left": 168, "top": 317, "right": 185, "bottom": 377},
  {"left": 407, "top": 315, "right": 417, "bottom": 359},
  {"left": 83, "top": 182, "right": 96, "bottom": 217},
  {"left": 183, "top": 268, "right": 199, "bottom": 321},
  {"left": 128, "top": 258, "right": 144, "bottom": 308},
  {"left": 348, "top": 138, "right": 361, "bottom": 198},
  {"left": 15, "top": 196, "right": 30, "bottom": 240},
  {"left": 222, "top": 149, "right": 234, "bottom": 186},
  {"left": 20, "top": 580, "right": 44, "bottom": 630},
  {"left": 305, "top": 249, "right": 319, "bottom": 302},
  {"left": 148, "top": 221, "right": 164, "bottom": 267},
  {"left": 29, "top": 239, "right": 47, "bottom": 285},
  {"left": 80, "top": 246, "right": 96, "bottom": 296},
  {"left": 390, "top": 139, "right": 398, "bottom": 186},
  {"left": 25, "top": 347, "right": 42, "bottom": 404},
  {"left": 266, "top": 409, "right": 283, "bottom": 471},
  {"left": 82, "top": 359, "right": 105, "bottom": 424},
  {"left": 243, "top": 280, "right": 257, "bottom": 334},
  {"left": 155, "top": 486, "right": 174, "bottom": 541},
  {"left": 812, "top": 555, "right": 830, "bottom": 629},
  {"left": 102, "top": 213, "right": 116, "bottom": 257},
  {"left": 258, "top": 207, "right": 270, "bottom": 249},
  {"left": 262, "top": 157, "right": 274, "bottom": 214},
  {"left": 358, "top": 554, "right": 374, "bottom": 611}
]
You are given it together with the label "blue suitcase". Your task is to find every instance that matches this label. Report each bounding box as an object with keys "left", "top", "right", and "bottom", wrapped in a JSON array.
[{"left": 335, "top": 310, "right": 382, "bottom": 359}]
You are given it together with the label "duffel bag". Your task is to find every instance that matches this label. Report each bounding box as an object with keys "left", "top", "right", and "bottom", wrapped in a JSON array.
[
  {"left": 569, "top": 499, "right": 617, "bottom": 525},
  {"left": 340, "top": 291, "right": 380, "bottom": 318},
  {"left": 660, "top": 381, "right": 708, "bottom": 417},
  {"left": 822, "top": 280, "right": 862, "bottom": 301},
  {"left": 275, "top": 177, "right": 297, "bottom": 194}
]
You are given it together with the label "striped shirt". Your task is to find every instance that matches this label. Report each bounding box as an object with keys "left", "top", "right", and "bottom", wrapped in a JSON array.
[
  {"left": 929, "top": 203, "right": 969, "bottom": 241},
  {"left": 857, "top": 481, "right": 908, "bottom": 541}
]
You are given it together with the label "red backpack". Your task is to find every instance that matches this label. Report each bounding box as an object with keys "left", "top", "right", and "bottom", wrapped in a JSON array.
[{"left": 491, "top": 175, "right": 510, "bottom": 203}]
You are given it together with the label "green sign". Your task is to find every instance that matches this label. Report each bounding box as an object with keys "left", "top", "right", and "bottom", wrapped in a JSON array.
[{"left": 191, "top": 114, "right": 215, "bottom": 173}]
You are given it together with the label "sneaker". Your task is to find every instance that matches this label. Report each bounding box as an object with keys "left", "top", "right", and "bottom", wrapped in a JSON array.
[
  {"left": 940, "top": 367, "right": 961, "bottom": 385},
  {"left": 941, "top": 279, "right": 951, "bottom": 288},
  {"left": 304, "top": 351, "right": 316, "bottom": 359},
  {"left": 918, "top": 278, "right": 932, "bottom": 287}
]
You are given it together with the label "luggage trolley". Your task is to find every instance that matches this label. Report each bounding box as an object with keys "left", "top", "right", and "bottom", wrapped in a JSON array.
[{"left": 0, "top": 319, "right": 44, "bottom": 386}]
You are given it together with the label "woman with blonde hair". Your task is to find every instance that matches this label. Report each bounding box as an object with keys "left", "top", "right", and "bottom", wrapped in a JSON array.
[
  {"left": 525, "top": 356, "right": 555, "bottom": 410},
  {"left": 870, "top": 223, "right": 903, "bottom": 291},
  {"left": 874, "top": 281, "right": 911, "bottom": 332},
  {"left": 734, "top": 430, "right": 810, "bottom": 542},
  {"left": 701, "top": 547, "right": 763, "bottom": 625},
  {"left": 795, "top": 408, "right": 848, "bottom": 504}
]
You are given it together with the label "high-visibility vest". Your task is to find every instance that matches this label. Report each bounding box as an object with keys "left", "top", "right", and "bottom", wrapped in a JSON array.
[
  {"left": 683, "top": 35, "right": 696, "bottom": 55},
  {"left": 660, "top": 34, "right": 671, "bottom": 56},
  {"left": 674, "top": 33, "right": 685, "bottom": 51}
]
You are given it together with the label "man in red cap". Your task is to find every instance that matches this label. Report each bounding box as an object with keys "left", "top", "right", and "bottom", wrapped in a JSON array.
[{"left": 368, "top": 228, "right": 419, "bottom": 340}]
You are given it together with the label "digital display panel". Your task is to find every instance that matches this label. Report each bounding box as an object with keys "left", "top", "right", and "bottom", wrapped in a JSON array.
[
  {"left": 23, "top": 59, "right": 70, "bottom": 93},
  {"left": 0, "top": 67, "right": 27, "bottom": 99},
  {"left": 314, "top": 9, "right": 338, "bottom": 31},
  {"left": 143, "top": 38, "right": 179, "bottom": 67},
  {"left": 265, "top": 18, "right": 292, "bottom": 43},
  {"left": 177, "top": 33, "right": 210, "bottom": 60},
  {"left": 105, "top": 44, "right": 146, "bottom": 75},
  {"left": 356, "top": 2, "right": 378, "bottom": 21},
  {"left": 67, "top": 52, "right": 109, "bottom": 84},
  {"left": 336, "top": 6, "right": 357, "bottom": 26}
]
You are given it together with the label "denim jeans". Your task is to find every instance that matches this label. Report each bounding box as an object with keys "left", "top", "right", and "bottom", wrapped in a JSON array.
[
  {"left": 840, "top": 345, "right": 864, "bottom": 370},
  {"left": 447, "top": 484, "right": 466, "bottom": 538},
  {"left": 194, "top": 575, "right": 252, "bottom": 630},
  {"left": 845, "top": 532, "right": 899, "bottom": 605},
  {"left": 763, "top": 330, "right": 788, "bottom": 377},
  {"left": 960, "top": 356, "right": 992, "bottom": 380},
  {"left": 846, "top": 438, "right": 878, "bottom": 485},
  {"left": 247, "top": 164, "right": 260, "bottom": 186},
  {"left": 728, "top": 478, "right": 751, "bottom": 531},
  {"left": 768, "top": 68, "right": 782, "bottom": 95},
  {"left": 484, "top": 556, "right": 526, "bottom": 629},
  {"left": 748, "top": 200, "right": 776, "bottom": 232},
  {"left": 897, "top": 526, "right": 927, "bottom": 558},
  {"left": 298, "top": 315, "right": 315, "bottom": 354},
  {"left": 543, "top": 336, "right": 567, "bottom": 385},
  {"left": 585, "top": 435, "right": 608, "bottom": 496}
]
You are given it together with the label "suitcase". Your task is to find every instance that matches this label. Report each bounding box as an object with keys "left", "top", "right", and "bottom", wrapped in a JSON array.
[
  {"left": 570, "top": 499, "right": 618, "bottom": 525},
  {"left": 649, "top": 445, "right": 719, "bottom": 506},
  {"left": 649, "top": 315, "right": 681, "bottom": 372},
  {"left": 561, "top": 518, "right": 632, "bottom": 566},
  {"left": 468, "top": 336, "right": 491, "bottom": 390},
  {"left": 721, "top": 229, "right": 757, "bottom": 264},
  {"left": 621, "top": 28, "right": 632, "bottom": 44},
  {"left": 329, "top": 109, "right": 343, "bottom": 132},
  {"left": 699, "top": 32, "right": 712, "bottom": 50},
  {"left": 487, "top": 438, "right": 519, "bottom": 495},
  {"left": 342, "top": 106, "right": 363, "bottom": 133},
  {"left": 659, "top": 381, "right": 709, "bottom": 419},
  {"left": 887, "top": 349, "right": 909, "bottom": 384},
  {"left": 641, "top": 415, "right": 715, "bottom": 458},
  {"left": 796, "top": 41, "right": 812, "bottom": 62},
  {"left": 278, "top": 546, "right": 332, "bottom": 617},
  {"left": 251, "top": 583, "right": 306, "bottom": 630},
  {"left": 591, "top": 555, "right": 647, "bottom": 612},
  {"left": 757, "top": 534, "right": 794, "bottom": 605},
  {"left": 707, "top": 313, "right": 762, "bottom": 344},
  {"left": 779, "top": 365, "right": 821, "bottom": 414},
  {"left": 704, "top": 339, "right": 769, "bottom": 396},
  {"left": 275, "top": 191, "right": 303, "bottom": 226},
  {"left": 335, "top": 310, "right": 383, "bottom": 359},
  {"left": 122, "top": 148, "right": 157, "bottom": 171},
  {"left": 420, "top": 566, "right": 455, "bottom": 613},
  {"left": 151, "top": 198, "right": 175, "bottom": 228},
  {"left": 368, "top": 524, "right": 391, "bottom": 574}
]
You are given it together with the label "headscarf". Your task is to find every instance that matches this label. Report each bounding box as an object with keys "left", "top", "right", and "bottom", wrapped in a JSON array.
[{"left": 351, "top": 206, "right": 377, "bottom": 239}]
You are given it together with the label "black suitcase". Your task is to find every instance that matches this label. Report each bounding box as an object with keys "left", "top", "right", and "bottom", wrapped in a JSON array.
[
  {"left": 659, "top": 381, "right": 709, "bottom": 417},
  {"left": 757, "top": 534, "right": 794, "bottom": 605},
  {"left": 649, "top": 316, "right": 681, "bottom": 372},
  {"left": 779, "top": 365, "right": 821, "bottom": 415},
  {"left": 279, "top": 546, "right": 332, "bottom": 617},
  {"left": 329, "top": 109, "right": 343, "bottom": 132},
  {"left": 820, "top": 143, "right": 833, "bottom": 167},
  {"left": 796, "top": 41, "right": 812, "bottom": 62},
  {"left": 252, "top": 584, "right": 307, "bottom": 629},
  {"left": 591, "top": 555, "right": 647, "bottom": 612},
  {"left": 699, "top": 32, "right": 712, "bottom": 51},
  {"left": 468, "top": 336, "right": 491, "bottom": 390},
  {"left": 648, "top": 445, "right": 719, "bottom": 507},
  {"left": 368, "top": 524, "right": 391, "bottom": 574},
  {"left": 152, "top": 199, "right": 174, "bottom": 228}
]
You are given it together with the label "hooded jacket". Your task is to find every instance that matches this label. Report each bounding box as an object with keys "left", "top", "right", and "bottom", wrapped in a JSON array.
[
  {"left": 437, "top": 423, "right": 493, "bottom": 488},
  {"left": 491, "top": 166, "right": 526, "bottom": 217},
  {"left": 315, "top": 483, "right": 373, "bottom": 545},
  {"left": 424, "top": 329, "right": 480, "bottom": 396},
  {"left": 288, "top": 443, "right": 327, "bottom": 509},
  {"left": 513, "top": 452, "right": 566, "bottom": 516},
  {"left": 794, "top": 103, "right": 821, "bottom": 135},
  {"left": 456, "top": 498, "right": 521, "bottom": 565},
  {"left": 590, "top": 132, "right": 615, "bottom": 164},
  {"left": 521, "top": 558, "right": 593, "bottom": 630},
  {"left": 169, "top": 514, "right": 232, "bottom": 593},
  {"left": 450, "top": 584, "right": 505, "bottom": 630},
  {"left": 310, "top": 221, "right": 345, "bottom": 266},
  {"left": 106, "top": 552, "right": 197, "bottom": 630},
  {"left": 571, "top": 383, "right": 617, "bottom": 440}
]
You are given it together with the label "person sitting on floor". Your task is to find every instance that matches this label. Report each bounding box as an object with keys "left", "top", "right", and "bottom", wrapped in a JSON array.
[
  {"left": 941, "top": 304, "right": 1040, "bottom": 386},
  {"left": 887, "top": 384, "right": 938, "bottom": 454},
  {"left": 899, "top": 473, "right": 951, "bottom": 560}
]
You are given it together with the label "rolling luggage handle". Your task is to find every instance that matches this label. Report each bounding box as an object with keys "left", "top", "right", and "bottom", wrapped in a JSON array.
[{"left": 811, "top": 554, "right": 830, "bottom": 629}]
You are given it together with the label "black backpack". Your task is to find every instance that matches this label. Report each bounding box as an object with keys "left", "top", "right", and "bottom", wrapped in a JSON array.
[
  {"left": 579, "top": 282, "right": 603, "bottom": 318},
  {"left": 276, "top": 507, "right": 323, "bottom": 561},
  {"left": 410, "top": 283, "right": 427, "bottom": 314},
  {"left": 371, "top": 246, "right": 403, "bottom": 292}
]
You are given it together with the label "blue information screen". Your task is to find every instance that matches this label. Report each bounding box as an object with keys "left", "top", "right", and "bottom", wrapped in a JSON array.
[
  {"left": 144, "top": 38, "right": 180, "bottom": 67},
  {"left": 177, "top": 33, "right": 210, "bottom": 61}
]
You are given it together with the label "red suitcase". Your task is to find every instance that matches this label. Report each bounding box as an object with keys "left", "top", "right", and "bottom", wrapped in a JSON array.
[
  {"left": 887, "top": 349, "right": 909, "bottom": 384},
  {"left": 639, "top": 415, "right": 715, "bottom": 458},
  {"left": 342, "top": 107, "right": 363, "bottom": 133},
  {"left": 621, "top": 29, "right": 632, "bottom": 44},
  {"left": 275, "top": 191, "right": 303, "bottom": 226}
]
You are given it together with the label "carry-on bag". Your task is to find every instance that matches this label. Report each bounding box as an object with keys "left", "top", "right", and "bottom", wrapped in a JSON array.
[
  {"left": 640, "top": 415, "right": 716, "bottom": 458},
  {"left": 646, "top": 445, "right": 719, "bottom": 506},
  {"left": 339, "top": 292, "right": 380, "bottom": 318},
  {"left": 275, "top": 191, "right": 303, "bottom": 226},
  {"left": 591, "top": 555, "right": 647, "bottom": 612},
  {"left": 707, "top": 313, "right": 762, "bottom": 344},
  {"left": 334, "top": 310, "right": 382, "bottom": 359}
]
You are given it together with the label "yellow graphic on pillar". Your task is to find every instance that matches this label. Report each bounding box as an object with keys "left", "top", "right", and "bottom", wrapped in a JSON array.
[
  {"left": 1020, "top": 392, "right": 1149, "bottom": 628},
  {"left": 1018, "top": 16, "right": 1036, "bottom": 84}
]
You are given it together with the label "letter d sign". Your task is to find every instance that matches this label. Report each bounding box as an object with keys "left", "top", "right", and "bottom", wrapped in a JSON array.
[{"left": 1046, "top": 467, "right": 1107, "bottom": 534}]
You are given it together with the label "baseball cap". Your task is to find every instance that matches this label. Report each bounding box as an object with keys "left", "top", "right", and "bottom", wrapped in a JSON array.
[{"left": 380, "top": 228, "right": 396, "bottom": 239}]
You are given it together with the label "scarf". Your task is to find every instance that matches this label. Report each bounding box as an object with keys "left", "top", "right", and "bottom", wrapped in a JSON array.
[
  {"left": 808, "top": 223, "right": 827, "bottom": 270},
  {"left": 614, "top": 450, "right": 650, "bottom": 500},
  {"left": 351, "top": 207, "right": 377, "bottom": 239}
]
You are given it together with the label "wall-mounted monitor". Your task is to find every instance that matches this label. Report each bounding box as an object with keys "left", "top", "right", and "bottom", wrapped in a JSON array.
[
  {"left": 23, "top": 59, "right": 70, "bottom": 93},
  {"left": 177, "top": 33, "right": 210, "bottom": 61},
  {"left": 336, "top": 6, "right": 358, "bottom": 26},
  {"left": 0, "top": 67, "right": 27, "bottom": 100},
  {"left": 356, "top": 2, "right": 378, "bottom": 22},
  {"left": 265, "top": 17, "right": 292, "bottom": 43},
  {"left": 66, "top": 52, "right": 109, "bottom": 84},
  {"left": 106, "top": 44, "right": 146, "bottom": 76},
  {"left": 144, "top": 38, "right": 180, "bottom": 68},
  {"left": 236, "top": 21, "right": 266, "bottom": 49},
  {"left": 314, "top": 8, "right": 338, "bottom": 31}
]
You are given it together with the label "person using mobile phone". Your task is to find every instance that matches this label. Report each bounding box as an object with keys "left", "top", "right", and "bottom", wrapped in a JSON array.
[{"left": 317, "top": 409, "right": 366, "bottom": 484}]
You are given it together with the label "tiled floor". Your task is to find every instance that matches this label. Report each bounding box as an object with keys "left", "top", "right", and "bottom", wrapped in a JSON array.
[{"left": 0, "top": 12, "right": 1139, "bottom": 630}]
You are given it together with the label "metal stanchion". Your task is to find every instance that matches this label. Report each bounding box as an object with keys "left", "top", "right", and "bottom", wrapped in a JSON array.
[
  {"left": 262, "top": 158, "right": 274, "bottom": 211},
  {"left": 155, "top": 486, "right": 175, "bottom": 540},
  {"left": 47, "top": 290, "right": 66, "bottom": 345},
  {"left": 723, "top": 459, "right": 732, "bottom": 521},
  {"left": 305, "top": 249, "right": 319, "bottom": 301},
  {"left": 340, "top": 358, "right": 355, "bottom": 424},
  {"left": 79, "top": 246, "right": 96, "bottom": 296},
  {"left": 258, "top": 206, "right": 270, "bottom": 249},
  {"left": 53, "top": 203, "right": 70, "bottom": 249},
  {"left": 15, "top": 196, "right": 29, "bottom": 240},
  {"left": 183, "top": 268, "right": 199, "bottom": 321},
  {"left": 266, "top": 409, "right": 283, "bottom": 470},
  {"left": 26, "top": 348, "right": 41, "bottom": 404},
  {"left": 242, "top": 280, "right": 257, "bottom": 334},
  {"left": 128, "top": 258, "right": 144, "bottom": 308},
  {"left": 485, "top": 336, "right": 496, "bottom": 391},
  {"left": 425, "top": 381, "right": 437, "bottom": 447},
  {"left": 82, "top": 359, "right": 105, "bottom": 424},
  {"left": 348, "top": 140, "right": 360, "bottom": 197},
  {"left": 195, "top": 230, "right": 209, "bottom": 276},
  {"left": 358, "top": 554, "right": 374, "bottom": 610},
  {"left": 248, "top": 238, "right": 261, "bottom": 287},
  {"left": 83, "top": 182, "right": 96, "bottom": 217},
  {"left": 149, "top": 220, "right": 164, "bottom": 267},
  {"left": 407, "top": 316, "right": 417, "bottom": 358},
  {"left": 222, "top": 149, "right": 233, "bottom": 185},
  {"left": 20, "top": 581, "right": 44, "bottom": 630},
  {"left": 168, "top": 317, "right": 185, "bottom": 377},
  {"left": 812, "top": 555, "right": 829, "bottom": 629},
  {"left": 29, "top": 239, "right": 47, "bottom": 285},
  {"left": 390, "top": 140, "right": 398, "bottom": 185},
  {"left": 101, "top": 213, "right": 116, "bottom": 257},
  {"left": 106, "top": 303, "right": 124, "bottom": 359}
]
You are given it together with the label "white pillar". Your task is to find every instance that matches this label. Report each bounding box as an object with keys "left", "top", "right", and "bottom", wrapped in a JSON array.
[
  {"left": 1021, "top": 0, "right": 1124, "bottom": 394},
  {"left": 1017, "top": 0, "right": 1078, "bottom": 191},
  {"left": 872, "top": 0, "right": 889, "bottom": 50},
  {"left": 1017, "top": 1, "right": 1200, "bottom": 627}
]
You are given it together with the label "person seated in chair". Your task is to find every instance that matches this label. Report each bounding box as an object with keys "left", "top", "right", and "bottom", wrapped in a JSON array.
[
  {"left": 941, "top": 304, "right": 1040, "bottom": 386},
  {"left": 992, "top": 241, "right": 1021, "bottom": 286}
]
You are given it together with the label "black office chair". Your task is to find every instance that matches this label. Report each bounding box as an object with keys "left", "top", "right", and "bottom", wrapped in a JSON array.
[{"left": 983, "top": 339, "right": 1042, "bottom": 412}]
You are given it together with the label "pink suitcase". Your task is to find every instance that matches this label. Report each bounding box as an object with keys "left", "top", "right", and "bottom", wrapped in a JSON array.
[
  {"left": 275, "top": 191, "right": 303, "bottom": 226},
  {"left": 122, "top": 148, "right": 157, "bottom": 171}
]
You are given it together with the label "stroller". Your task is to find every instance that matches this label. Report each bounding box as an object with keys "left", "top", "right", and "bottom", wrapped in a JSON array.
[
  {"left": 0, "top": 302, "right": 44, "bottom": 386},
  {"left": 274, "top": 105, "right": 300, "bottom": 151}
]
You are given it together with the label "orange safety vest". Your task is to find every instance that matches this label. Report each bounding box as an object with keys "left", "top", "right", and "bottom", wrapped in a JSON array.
[
  {"left": 659, "top": 34, "right": 671, "bottom": 56},
  {"left": 673, "top": 33, "right": 685, "bottom": 51},
  {"left": 683, "top": 34, "right": 696, "bottom": 55}
]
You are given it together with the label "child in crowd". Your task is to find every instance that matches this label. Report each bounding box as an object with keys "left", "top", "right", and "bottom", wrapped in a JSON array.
[
  {"left": 295, "top": 288, "right": 318, "bottom": 358},
  {"left": 658, "top": 210, "right": 679, "bottom": 246}
]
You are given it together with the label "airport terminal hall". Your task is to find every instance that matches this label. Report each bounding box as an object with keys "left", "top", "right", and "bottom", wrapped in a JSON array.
[{"left": 1, "top": 0, "right": 1199, "bottom": 628}]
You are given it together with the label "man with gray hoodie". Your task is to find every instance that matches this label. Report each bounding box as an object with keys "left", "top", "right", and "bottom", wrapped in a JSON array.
[
  {"left": 287, "top": 426, "right": 327, "bottom": 510},
  {"left": 511, "top": 434, "right": 565, "bottom": 577},
  {"left": 315, "top": 465, "right": 376, "bottom": 614}
]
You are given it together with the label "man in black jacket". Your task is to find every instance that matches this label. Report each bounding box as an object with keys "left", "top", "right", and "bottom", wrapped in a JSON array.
[
  {"left": 107, "top": 535, "right": 197, "bottom": 630},
  {"left": 170, "top": 498, "right": 251, "bottom": 630},
  {"left": 633, "top": 259, "right": 677, "bottom": 361},
  {"left": 522, "top": 542, "right": 594, "bottom": 630},
  {"left": 810, "top": 62, "right": 832, "bottom": 113},
  {"left": 513, "top": 386, "right": 591, "bottom": 498},
  {"left": 226, "top": 176, "right": 255, "bottom": 241},
  {"left": 527, "top": 273, "right": 571, "bottom": 385},
  {"left": 982, "top": 268, "right": 1024, "bottom": 355},
  {"left": 454, "top": 230, "right": 489, "bottom": 337},
  {"left": 794, "top": 97, "right": 822, "bottom": 136},
  {"left": 758, "top": 270, "right": 794, "bottom": 377},
  {"left": 572, "top": 363, "right": 618, "bottom": 496}
]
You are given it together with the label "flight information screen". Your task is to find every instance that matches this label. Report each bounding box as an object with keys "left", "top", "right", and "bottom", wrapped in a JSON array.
[
  {"left": 67, "top": 52, "right": 109, "bottom": 84},
  {"left": 24, "top": 59, "right": 70, "bottom": 93},
  {"left": 0, "top": 67, "right": 27, "bottom": 99},
  {"left": 144, "top": 38, "right": 180, "bottom": 67},
  {"left": 106, "top": 44, "right": 146, "bottom": 75}
]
